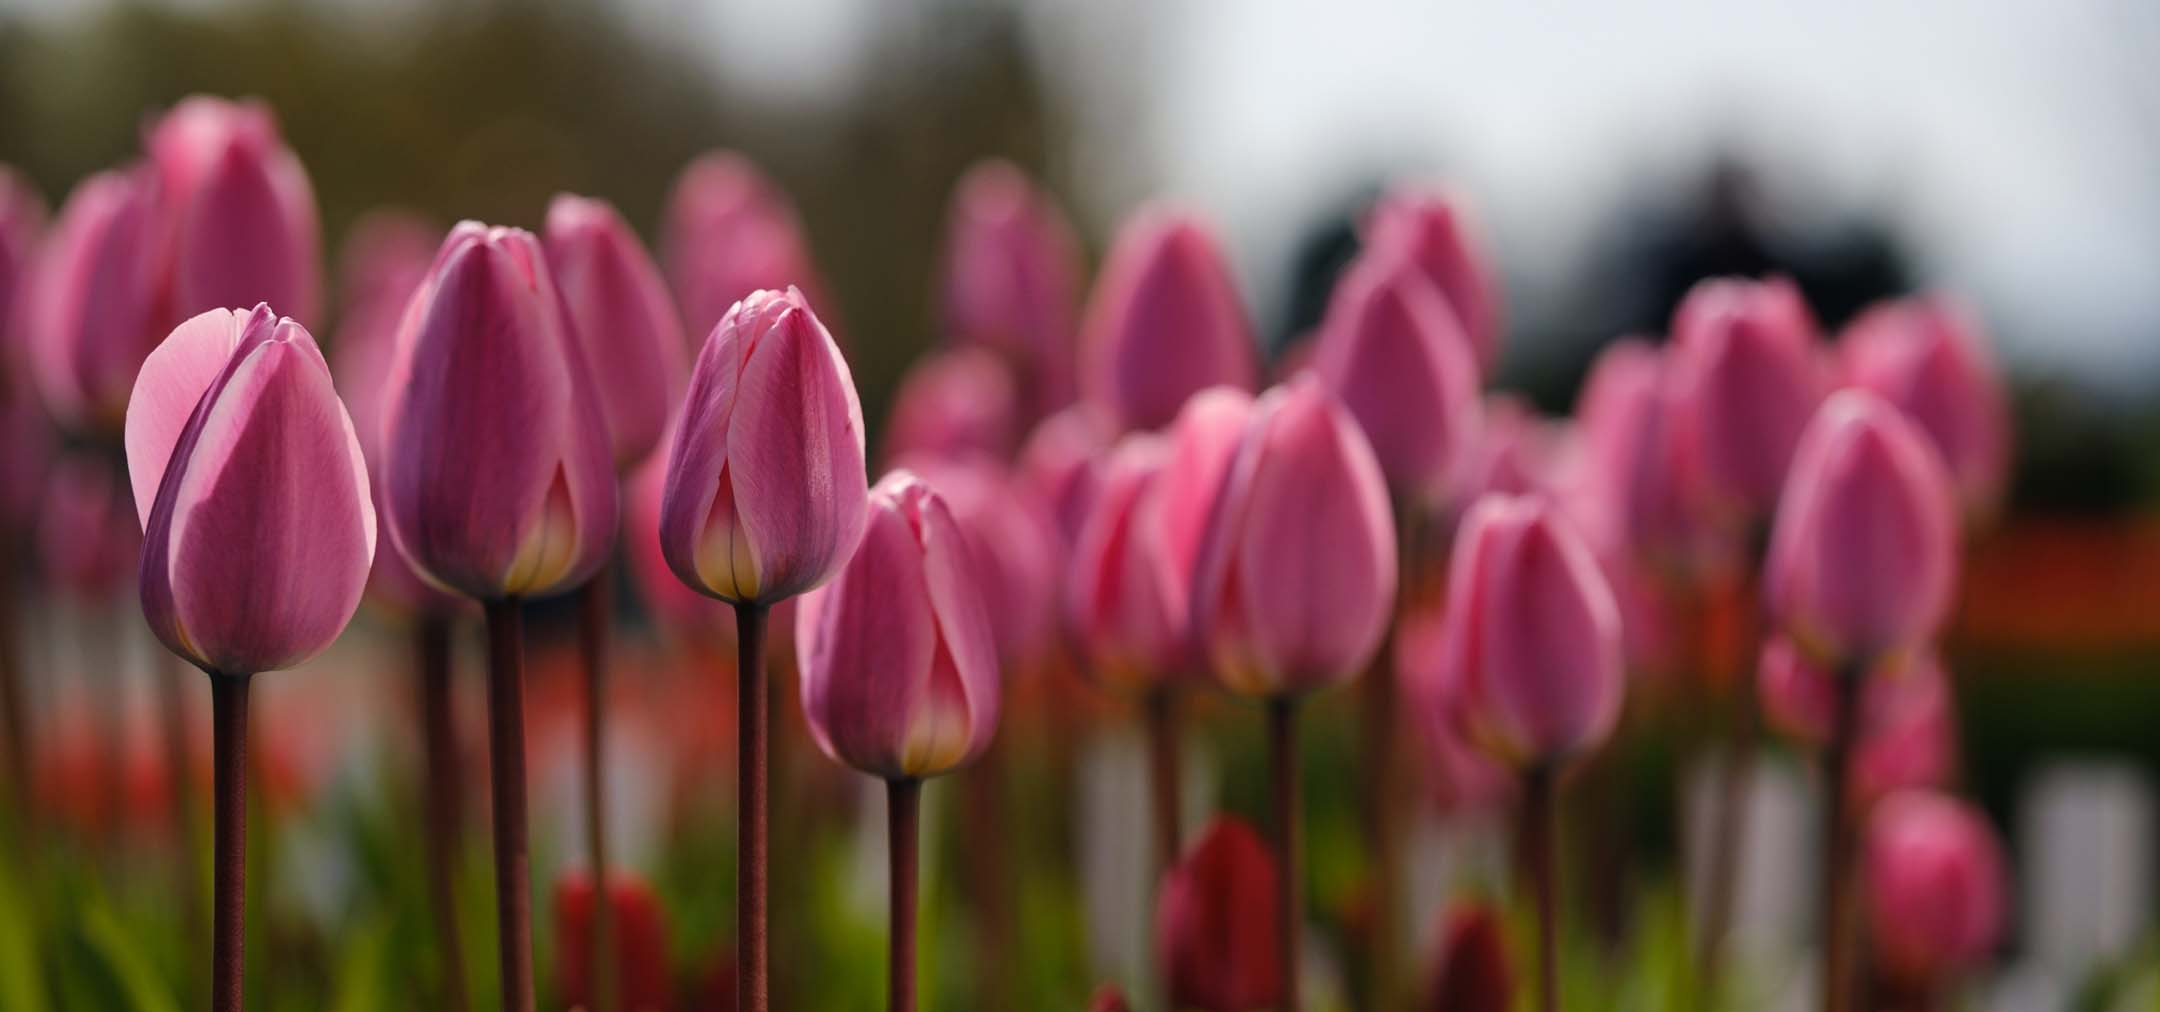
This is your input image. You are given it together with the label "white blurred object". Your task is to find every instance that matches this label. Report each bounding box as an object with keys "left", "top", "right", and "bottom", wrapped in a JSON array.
[
  {"left": 1683, "top": 752, "right": 1814, "bottom": 1002},
  {"left": 1075, "top": 724, "right": 1217, "bottom": 995},
  {"left": 2019, "top": 761, "right": 2153, "bottom": 972},
  {"left": 1402, "top": 806, "right": 1511, "bottom": 951}
]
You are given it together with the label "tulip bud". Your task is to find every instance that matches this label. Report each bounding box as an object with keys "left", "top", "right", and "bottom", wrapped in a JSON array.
[
  {"left": 1362, "top": 186, "right": 1502, "bottom": 373},
  {"left": 1079, "top": 208, "right": 1257, "bottom": 431},
  {"left": 1065, "top": 434, "right": 1182, "bottom": 691},
  {"left": 882, "top": 347, "right": 1020, "bottom": 466},
  {"left": 940, "top": 160, "right": 1083, "bottom": 413},
  {"left": 1669, "top": 276, "right": 1827, "bottom": 523},
  {"left": 663, "top": 152, "right": 827, "bottom": 342},
  {"left": 626, "top": 444, "right": 727, "bottom": 642},
  {"left": 38, "top": 454, "right": 139, "bottom": 602},
  {"left": 1840, "top": 296, "right": 2010, "bottom": 521},
  {"left": 381, "top": 223, "right": 619, "bottom": 601},
  {"left": 1191, "top": 376, "right": 1396, "bottom": 698},
  {"left": 1454, "top": 394, "right": 1565, "bottom": 507},
  {"left": 145, "top": 96, "right": 321, "bottom": 326},
  {"left": 1311, "top": 251, "right": 1482, "bottom": 501},
  {"left": 1864, "top": 791, "right": 2007, "bottom": 984},
  {"left": 125, "top": 305, "right": 374, "bottom": 675},
  {"left": 1422, "top": 900, "right": 1515, "bottom": 1012},
  {"left": 25, "top": 169, "right": 160, "bottom": 432},
  {"left": 554, "top": 871, "right": 674, "bottom": 1012},
  {"left": 1086, "top": 983, "right": 1133, "bottom": 1012},
  {"left": 1757, "top": 637, "right": 1959, "bottom": 801},
  {"left": 1575, "top": 339, "right": 1725, "bottom": 578},
  {"left": 1155, "top": 387, "right": 1258, "bottom": 599},
  {"left": 1765, "top": 390, "right": 1959, "bottom": 667},
  {"left": 1397, "top": 598, "right": 1513, "bottom": 816},
  {"left": 545, "top": 193, "right": 687, "bottom": 471},
  {"left": 1156, "top": 817, "right": 1284, "bottom": 1012},
  {"left": 659, "top": 287, "right": 867, "bottom": 605},
  {"left": 797, "top": 470, "right": 1000, "bottom": 780},
  {"left": 1440, "top": 494, "right": 1625, "bottom": 767},
  {"left": 1017, "top": 404, "right": 1112, "bottom": 553},
  {"left": 899, "top": 454, "right": 1059, "bottom": 667}
]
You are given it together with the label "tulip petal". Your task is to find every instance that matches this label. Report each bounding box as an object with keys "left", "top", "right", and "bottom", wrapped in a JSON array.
[
  {"left": 916, "top": 484, "right": 1000, "bottom": 767},
  {"left": 797, "top": 502, "right": 936, "bottom": 779},
  {"left": 172, "top": 140, "right": 316, "bottom": 324},
  {"left": 1476, "top": 511, "right": 1623, "bottom": 759},
  {"left": 125, "top": 308, "right": 244, "bottom": 527}
]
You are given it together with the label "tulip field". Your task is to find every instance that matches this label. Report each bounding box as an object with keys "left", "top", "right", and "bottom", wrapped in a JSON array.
[{"left": 0, "top": 83, "right": 2147, "bottom": 1012}]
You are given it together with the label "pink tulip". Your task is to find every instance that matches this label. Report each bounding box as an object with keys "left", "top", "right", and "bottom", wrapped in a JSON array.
[
  {"left": 124, "top": 304, "right": 373, "bottom": 675},
  {"left": 1065, "top": 434, "right": 1183, "bottom": 692},
  {"left": 1079, "top": 208, "right": 1257, "bottom": 431},
  {"left": 1864, "top": 791, "right": 2007, "bottom": 984},
  {"left": 144, "top": 96, "right": 321, "bottom": 327},
  {"left": 1757, "top": 636, "right": 1959, "bottom": 800},
  {"left": 1191, "top": 376, "right": 1396, "bottom": 697},
  {"left": 1362, "top": 186, "right": 1503, "bottom": 374},
  {"left": 940, "top": 160, "right": 1083, "bottom": 413},
  {"left": 1668, "top": 276, "right": 1827, "bottom": 524},
  {"left": 1015, "top": 403, "right": 1112, "bottom": 553},
  {"left": 898, "top": 454, "right": 1058, "bottom": 667},
  {"left": 381, "top": 222, "right": 618, "bottom": 601},
  {"left": 1156, "top": 817, "right": 1283, "bottom": 1012},
  {"left": 659, "top": 287, "right": 866, "bottom": 605},
  {"left": 545, "top": 193, "right": 687, "bottom": 471},
  {"left": 38, "top": 453, "right": 139, "bottom": 602},
  {"left": 1155, "top": 387, "right": 1257, "bottom": 598},
  {"left": 24, "top": 169, "right": 160, "bottom": 432},
  {"left": 1840, "top": 295, "right": 2010, "bottom": 520},
  {"left": 1575, "top": 339, "right": 1726, "bottom": 578},
  {"left": 1311, "top": 250, "right": 1482, "bottom": 501},
  {"left": 796, "top": 470, "right": 1000, "bottom": 780},
  {"left": 626, "top": 445, "right": 726, "bottom": 642},
  {"left": 881, "top": 346, "right": 1020, "bottom": 467},
  {"left": 1397, "top": 597, "right": 1513, "bottom": 816},
  {"left": 1422, "top": 901, "right": 1515, "bottom": 1012},
  {"left": 1454, "top": 394, "right": 1565, "bottom": 507},
  {"left": 1765, "top": 390, "right": 1959, "bottom": 667},
  {"left": 1439, "top": 494, "right": 1624, "bottom": 767},
  {"left": 663, "top": 152, "right": 827, "bottom": 343}
]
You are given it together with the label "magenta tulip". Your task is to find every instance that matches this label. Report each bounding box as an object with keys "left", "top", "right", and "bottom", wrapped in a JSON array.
[
  {"left": 1575, "top": 339, "right": 1725, "bottom": 578},
  {"left": 1079, "top": 208, "right": 1257, "bottom": 431},
  {"left": 1362, "top": 186, "right": 1503, "bottom": 373},
  {"left": 663, "top": 152, "right": 827, "bottom": 342},
  {"left": 882, "top": 347, "right": 1020, "bottom": 467},
  {"left": 1156, "top": 817, "right": 1284, "bottom": 1012},
  {"left": 24, "top": 168, "right": 160, "bottom": 432},
  {"left": 545, "top": 193, "right": 687, "bottom": 472},
  {"left": 1312, "top": 251, "right": 1481, "bottom": 499},
  {"left": 1668, "top": 276, "right": 1827, "bottom": 524},
  {"left": 898, "top": 454, "right": 1058, "bottom": 668},
  {"left": 1840, "top": 295, "right": 2010, "bottom": 520},
  {"left": 658, "top": 287, "right": 867, "bottom": 606},
  {"left": 1765, "top": 390, "right": 1959, "bottom": 668},
  {"left": 145, "top": 96, "right": 321, "bottom": 327},
  {"left": 940, "top": 160, "right": 1083, "bottom": 413},
  {"left": 1865, "top": 792, "right": 2007, "bottom": 986}
]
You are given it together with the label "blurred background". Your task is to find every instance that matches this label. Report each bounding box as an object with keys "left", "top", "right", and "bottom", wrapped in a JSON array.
[{"left": 4, "top": 1, "right": 2160, "bottom": 1009}]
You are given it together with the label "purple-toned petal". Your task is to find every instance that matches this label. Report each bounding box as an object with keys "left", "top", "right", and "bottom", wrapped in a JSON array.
[
  {"left": 797, "top": 498, "right": 937, "bottom": 779},
  {"left": 124, "top": 308, "right": 245, "bottom": 527}
]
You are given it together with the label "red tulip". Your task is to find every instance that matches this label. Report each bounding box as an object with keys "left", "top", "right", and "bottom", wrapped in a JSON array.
[
  {"left": 24, "top": 168, "right": 160, "bottom": 432},
  {"left": 1422, "top": 901, "right": 1515, "bottom": 1012},
  {"left": 125, "top": 305, "right": 373, "bottom": 675},
  {"left": 1191, "top": 376, "right": 1396, "bottom": 698},
  {"left": 1362, "top": 186, "right": 1502, "bottom": 374},
  {"left": 663, "top": 151, "right": 827, "bottom": 343},
  {"left": 144, "top": 96, "right": 321, "bottom": 327},
  {"left": 1312, "top": 250, "right": 1481, "bottom": 500},
  {"left": 1079, "top": 207, "right": 1257, "bottom": 431},
  {"left": 659, "top": 287, "right": 867, "bottom": 606},
  {"left": 1156, "top": 817, "right": 1283, "bottom": 1012},
  {"left": 1669, "top": 276, "right": 1827, "bottom": 524},
  {"left": 1086, "top": 983, "right": 1133, "bottom": 1012},
  {"left": 882, "top": 346, "right": 1020, "bottom": 467},
  {"left": 1865, "top": 791, "right": 2007, "bottom": 985},
  {"left": 1765, "top": 390, "right": 1958, "bottom": 667},
  {"left": 545, "top": 193, "right": 687, "bottom": 471},
  {"left": 898, "top": 454, "right": 1059, "bottom": 668},
  {"left": 1840, "top": 295, "right": 2010, "bottom": 521},
  {"left": 797, "top": 470, "right": 1000, "bottom": 780},
  {"left": 555, "top": 871, "right": 674, "bottom": 1012},
  {"left": 940, "top": 160, "right": 1084, "bottom": 414},
  {"left": 37, "top": 453, "right": 138, "bottom": 602}
]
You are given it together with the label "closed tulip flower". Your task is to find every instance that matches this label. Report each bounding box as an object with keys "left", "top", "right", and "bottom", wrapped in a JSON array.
[
  {"left": 1397, "top": 598, "right": 1513, "bottom": 817},
  {"left": 145, "top": 96, "right": 321, "bottom": 326},
  {"left": 1156, "top": 817, "right": 1283, "bottom": 1012},
  {"left": 1575, "top": 339, "right": 1724, "bottom": 579},
  {"left": 545, "top": 193, "right": 686, "bottom": 471},
  {"left": 882, "top": 346, "right": 1021, "bottom": 467},
  {"left": 1312, "top": 251, "right": 1482, "bottom": 501},
  {"left": 900, "top": 455, "right": 1058, "bottom": 669},
  {"left": 1362, "top": 186, "right": 1503, "bottom": 373},
  {"left": 940, "top": 160, "right": 1084, "bottom": 413},
  {"left": 1079, "top": 208, "right": 1257, "bottom": 431},
  {"left": 555, "top": 872, "right": 674, "bottom": 1012},
  {"left": 1669, "top": 276, "right": 1827, "bottom": 524},
  {"left": 1765, "top": 390, "right": 1959, "bottom": 668},
  {"left": 1155, "top": 387, "right": 1257, "bottom": 601},
  {"left": 1865, "top": 792, "right": 2007, "bottom": 986},
  {"left": 1065, "top": 434, "right": 1181, "bottom": 691},
  {"left": 1017, "top": 404, "right": 1112, "bottom": 553},
  {"left": 659, "top": 287, "right": 867, "bottom": 606},
  {"left": 1454, "top": 394, "right": 1566, "bottom": 507},
  {"left": 25, "top": 169, "right": 160, "bottom": 431},
  {"left": 1840, "top": 296, "right": 2010, "bottom": 520},
  {"left": 1423, "top": 901, "right": 1515, "bottom": 1012},
  {"left": 663, "top": 152, "right": 828, "bottom": 342}
]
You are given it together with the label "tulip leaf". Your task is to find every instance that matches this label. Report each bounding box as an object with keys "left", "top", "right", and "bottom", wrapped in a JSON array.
[
  {"left": 326, "top": 915, "right": 392, "bottom": 1012},
  {"left": 0, "top": 852, "right": 46, "bottom": 1012},
  {"left": 79, "top": 903, "right": 181, "bottom": 1012}
]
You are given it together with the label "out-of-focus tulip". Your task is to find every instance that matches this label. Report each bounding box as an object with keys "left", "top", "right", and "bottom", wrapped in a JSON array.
[
  {"left": 626, "top": 444, "right": 727, "bottom": 642},
  {"left": 25, "top": 169, "right": 160, "bottom": 432},
  {"left": 1669, "top": 276, "right": 1826, "bottom": 524},
  {"left": 1422, "top": 901, "right": 1515, "bottom": 1012},
  {"left": 659, "top": 287, "right": 866, "bottom": 605},
  {"left": 38, "top": 454, "right": 138, "bottom": 601},
  {"left": 145, "top": 96, "right": 320, "bottom": 326},
  {"left": 882, "top": 347, "right": 1020, "bottom": 466},
  {"left": 797, "top": 471, "right": 999, "bottom": 780},
  {"left": 1156, "top": 817, "right": 1283, "bottom": 1012},
  {"left": 1065, "top": 434, "right": 1181, "bottom": 691},
  {"left": 1155, "top": 387, "right": 1257, "bottom": 599},
  {"left": 1086, "top": 983, "right": 1133, "bottom": 1012},
  {"left": 1454, "top": 394, "right": 1564, "bottom": 507},
  {"left": 1397, "top": 598, "right": 1512, "bottom": 816},
  {"left": 1440, "top": 494, "right": 1624, "bottom": 768},
  {"left": 555, "top": 871, "right": 674, "bottom": 1012},
  {"left": 545, "top": 193, "right": 686, "bottom": 471},
  {"left": 0, "top": 383, "right": 50, "bottom": 541},
  {"left": 1758, "top": 635, "right": 1959, "bottom": 800},
  {"left": 1840, "top": 296, "right": 2011, "bottom": 520},
  {"left": 1765, "top": 390, "right": 1958, "bottom": 667},
  {"left": 1362, "top": 187, "right": 1502, "bottom": 374},
  {"left": 381, "top": 223, "right": 617, "bottom": 602},
  {"left": 0, "top": 166, "right": 43, "bottom": 344},
  {"left": 940, "top": 160, "right": 1084, "bottom": 414},
  {"left": 1864, "top": 792, "right": 2007, "bottom": 984},
  {"left": 899, "top": 455, "right": 1058, "bottom": 668},
  {"left": 1079, "top": 208, "right": 1257, "bottom": 431},
  {"left": 125, "top": 305, "right": 373, "bottom": 675},
  {"left": 1017, "top": 404, "right": 1112, "bottom": 553},
  {"left": 1192, "top": 376, "right": 1396, "bottom": 698},
  {"left": 1575, "top": 339, "right": 1726, "bottom": 578},
  {"left": 1312, "top": 250, "right": 1481, "bottom": 500},
  {"left": 663, "top": 152, "right": 827, "bottom": 342}
]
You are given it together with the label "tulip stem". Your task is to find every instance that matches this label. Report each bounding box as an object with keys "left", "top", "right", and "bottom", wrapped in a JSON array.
[
  {"left": 1524, "top": 764, "right": 1560, "bottom": 1012},
  {"left": 1820, "top": 661, "right": 1865, "bottom": 1012},
  {"left": 1145, "top": 686, "right": 1182, "bottom": 872},
  {"left": 209, "top": 672, "right": 253, "bottom": 1012},
  {"left": 734, "top": 601, "right": 770, "bottom": 1012},
  {"left": 484, "top": 599, "right": 534, "bottom": 1012},
  {"left": 0, "top": 572, "right": 29, "bottom": 842},
  {"left": 887, "top": 778, "right": 922, "bottom": 1012},
  {"left": 578, "top": 570, "right": 615, "bottom": 1012},
  {"left": 416, "top": 615, "right": 469, "bottom": 1012},
  {"left": 1359, "top": 630, "right": 1400, "bottom": 1009},
  {"left": 1267, "top": 696, "right": 1301, "bottom": 1012}
]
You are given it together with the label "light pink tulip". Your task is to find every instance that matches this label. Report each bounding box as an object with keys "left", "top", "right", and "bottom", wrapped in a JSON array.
[
  {"left": 38, "top": 453, "right": 139, "bottom": 602},
  {"left": 1016, "top": 404, "right": 1112, "bottom": 553},
  {"left": 1191, "top": 376, "right": 1396, "bottom": 697},
  {"left": 1669, "top": 276, "right": 1827, "bottom": 523},
  {"left": 25, "top": 169, "right": 160, "bottom": 432},
  {"left": 659, "top": 287, "right": 866, "bottom": 605},
  {"left": 1079, "top": 208, "right": 1257, "bottom": 432},
  {"left": 145, "top": 96, "right": 321, "bottom": 327},
  {"left": 381, "top": 223, "right": 618, "bottom": 601},
  {"left": 1865, "top": 791, "right": 2007, "bottom": 983},
  {"left": 898, "top": 454, "right": 1059, "bottom": 668},
  {"left": 1440, "top": 494, "right": 1624, "bottom": 767},
  {"left": 1765, "top": 390, "right": 1959, "bottom": 667},
  {"left": 797, "top": 470, "right": 1000, "bottom": 780},
  {"left": 940, "top": 160, "right": 1083, "bottom": 414},
  {"left": 1362, "top": 186, "right": 1502, "bottom": 374},
  {"left": 1575, "top": 339, "right": 1726, "bottom": 578},
  {"left": 663, "top": 152, "right": 827, "bottom": 343},
  {"left": 881, "top": 346, "right": 1020, "bottom": 467},
  {"left": 1312, "top": 251, "right": 1481, "bottom": 501},
  {"left": 545, "top": 193, "right": 687, "bottom": 471},
  {"left": 125, "top": 305, "right": 373, "bottom": 674},
  {"left": 1840, "top": 296, "right": 2011, "bottom": 520},
  {"left": 1065, "top": 434, "right": 1183, "bottom": 692}
]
